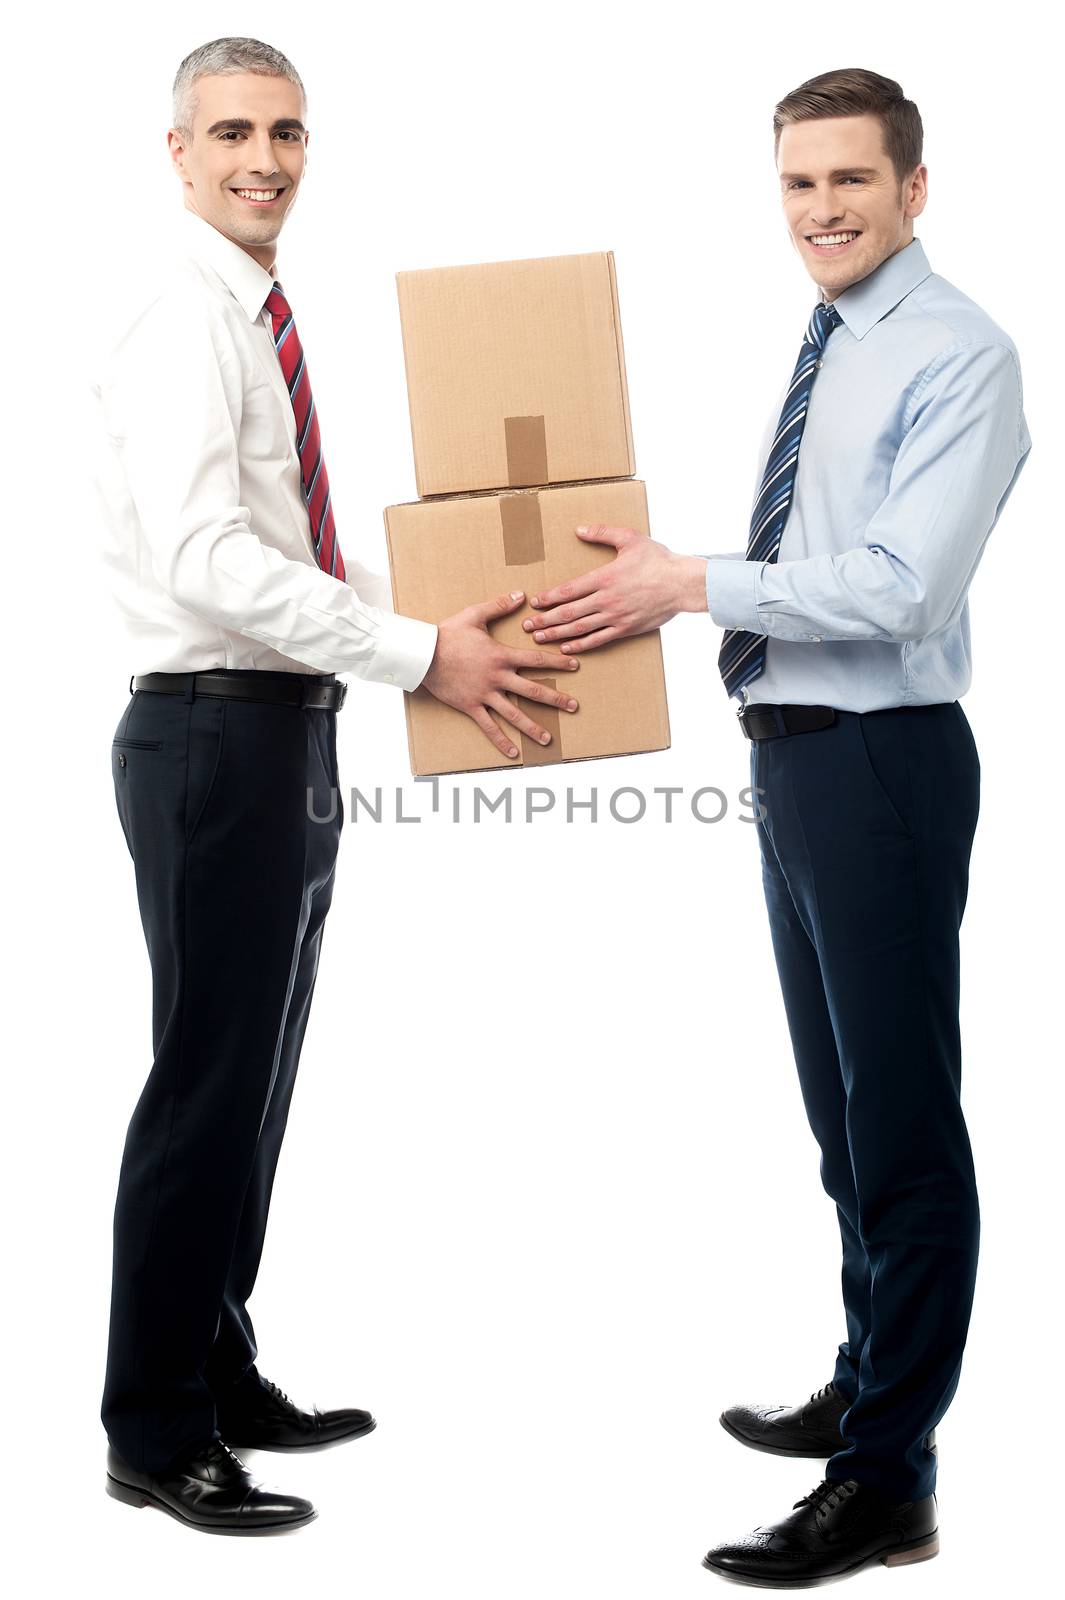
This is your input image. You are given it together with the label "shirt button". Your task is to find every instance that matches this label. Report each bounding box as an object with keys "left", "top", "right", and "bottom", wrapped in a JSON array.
[
  {"left": 384, "top": 672, "right": 395, "bottom": 684},
  {"left": 814, "top": 359, "right": 823, "bottom": 369},
  {"left": 809, "top": 634, "right": 822, "bottom": 643}
]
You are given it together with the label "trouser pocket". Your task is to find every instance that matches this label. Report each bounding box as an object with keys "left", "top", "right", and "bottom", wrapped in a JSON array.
[
  {"left": 855, "top": 712, "right": 915, "bottom": 838},
  {"left": 184, "top": 695, "right": 228, "bottom": 845}
]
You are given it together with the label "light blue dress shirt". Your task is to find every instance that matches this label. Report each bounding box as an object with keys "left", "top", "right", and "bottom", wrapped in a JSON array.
[{"left": 704, "top": 237, "right": 1031, "bottom": 712}]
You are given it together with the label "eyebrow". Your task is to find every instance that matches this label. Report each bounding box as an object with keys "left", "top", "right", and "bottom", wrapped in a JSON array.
[
  {"left": 779, "top": 166, "right": 880, "bottom": 183},
  {"left": 205, "top": 117, "right": 307, "bottom": 136}
]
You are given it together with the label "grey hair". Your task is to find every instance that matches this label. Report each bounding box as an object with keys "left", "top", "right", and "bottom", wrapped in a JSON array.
[{"left": 172, "top": 37, "right": 306, "bottom": 140}]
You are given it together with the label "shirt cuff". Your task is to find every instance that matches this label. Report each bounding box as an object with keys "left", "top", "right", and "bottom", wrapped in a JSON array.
[
  {"left": 361, "top": 611, "right": 438, "bottom": 690},
  {"left": 705, "top": 556, "right": 761, "bottom": 634}
]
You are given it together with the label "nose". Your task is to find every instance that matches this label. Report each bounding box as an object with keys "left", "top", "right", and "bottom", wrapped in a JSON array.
[
  {"left": 246, "top": 133, "right": 281, "bottom": 178},
  {"left": 809, "top": 184, "right": 846, "bottom": 227}
]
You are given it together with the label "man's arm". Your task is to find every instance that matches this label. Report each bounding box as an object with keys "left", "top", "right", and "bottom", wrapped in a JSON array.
[
  {"left": 526, "top": 341, "right": 1030, "bottom": 651},
  {"left": 99, "top": 295, "right": 437, "bottom": 688},
  {"left": 704, "top": 340, "right": 1030, "bottom": 643},
  {"left": 99, "top": 294, "right": 581, "bottom": 755}
]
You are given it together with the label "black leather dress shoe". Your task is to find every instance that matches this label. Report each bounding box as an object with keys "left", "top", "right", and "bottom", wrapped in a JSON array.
[
  {"left": 703, "top": 1478, "right": 938, "bottom": 1586},
  {"left": 105, "top": 1438, "right": 316, "bottom": 1535},
  {"left": 214, "top": 1368, "right": 377, "bottom": 1451},
  {"left": 720, "top": 1381, "right": 851, "bottom": 1458}
]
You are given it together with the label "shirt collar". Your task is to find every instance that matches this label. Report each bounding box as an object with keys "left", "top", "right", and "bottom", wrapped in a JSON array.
[
  {"left": 178, "top": 206, "right": 277, "bottom": 323},
  {"left": 827, "top": 237, "right": 933, "bottom": 341}
]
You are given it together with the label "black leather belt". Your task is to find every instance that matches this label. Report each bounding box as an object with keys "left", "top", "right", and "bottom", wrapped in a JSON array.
[
  {"left": 738, "top": 702, "right": 837, "bottom": 740},
  {"left": 131, "top": 670, "right": 347, "bottom": 711}
]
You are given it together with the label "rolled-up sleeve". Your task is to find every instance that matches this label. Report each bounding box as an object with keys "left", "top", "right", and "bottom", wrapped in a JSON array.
[
  {"left": 98, "top": 296, "right": 438, "bottom": 690},
  {"left": 704, "top": 340, "right": 1030, "bottom": 643}
]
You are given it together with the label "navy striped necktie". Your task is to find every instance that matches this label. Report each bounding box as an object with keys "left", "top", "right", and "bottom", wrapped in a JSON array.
[
  {"left": 264, "top": 280, "right": 346, "bottom": 583},
  {"left": 717, "top": 300, "right": 843, "bottom": 700}
]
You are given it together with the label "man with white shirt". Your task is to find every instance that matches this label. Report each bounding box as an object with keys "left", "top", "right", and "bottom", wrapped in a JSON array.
[
  {"left": 94, "top": 35, "right": 580, "bottom": 1536},
  {"left": 526, "top": 68, "right": 1030, "bottom": 1584}
]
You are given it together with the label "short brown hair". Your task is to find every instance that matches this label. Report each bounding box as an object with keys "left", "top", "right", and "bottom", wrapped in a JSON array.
[{"left": 774, "top": 68, "right": 923, "bottom": 183}]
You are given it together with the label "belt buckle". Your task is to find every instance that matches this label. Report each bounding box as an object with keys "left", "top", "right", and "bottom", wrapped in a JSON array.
[{"left": 335, "top": 680, "right": 347, "bottom": 711}]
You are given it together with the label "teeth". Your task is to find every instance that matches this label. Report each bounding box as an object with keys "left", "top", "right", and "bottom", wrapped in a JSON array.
[
  {"left": 810, "top": 231, "right": 859, "bottom": 246},
  {"left": 235, "top": 189, "right": 280, "bottom": 201}
]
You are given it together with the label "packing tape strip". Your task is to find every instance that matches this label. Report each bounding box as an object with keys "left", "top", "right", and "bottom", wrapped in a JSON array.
[
  {"left": 504, "top": 415, "right": 549, "bottom": 487},
  {"left": 499, "top": 492, "right": 545, "bottom": 565}
]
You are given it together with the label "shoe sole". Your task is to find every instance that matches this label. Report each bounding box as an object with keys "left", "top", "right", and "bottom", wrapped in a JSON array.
[
  {"left": 105, "top": 1472, "right": 317, "bottom": 1535},
  {"left": 718, "top": 1412, "right": 840, "bottom": 1459},
  {"left": 221, "top": 1417, "right": 378, "bottom": 1452},
  {"left": 701, "top": 1531, "right": 939, "bottom": 1585}
]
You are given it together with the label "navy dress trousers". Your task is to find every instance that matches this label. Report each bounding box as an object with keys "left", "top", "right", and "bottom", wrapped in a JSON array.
[
  {"left": 101, "top": 671, "right": 343, "bottom": 1475},
  {"left": 750, "top": 699, "right": 981, "bottom": 1502}
]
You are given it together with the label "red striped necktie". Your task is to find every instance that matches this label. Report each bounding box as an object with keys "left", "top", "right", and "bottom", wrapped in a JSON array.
[{"left": 264, "top": 281, "right": 346, "bottom": 583}]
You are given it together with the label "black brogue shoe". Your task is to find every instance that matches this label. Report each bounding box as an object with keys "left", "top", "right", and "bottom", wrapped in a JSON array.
[
  {"left": 703, "top": 1477, "right": 939, "bottom": 1586},
  {"left": 720, "top": 1381, "right": 851, "bottom": 1458}
]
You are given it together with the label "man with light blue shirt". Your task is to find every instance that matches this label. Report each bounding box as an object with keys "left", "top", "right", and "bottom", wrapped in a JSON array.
[{"left": 527, "top": 67, "right": 1030, "bottom": 1585}]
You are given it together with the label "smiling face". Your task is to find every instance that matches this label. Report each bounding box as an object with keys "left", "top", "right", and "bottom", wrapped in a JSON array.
[
  {"left": 167, "top": 71, "right": 308, "bottom": 270},
  {"left": 777, "top": 113, "right": 927, "bottom": 301}
]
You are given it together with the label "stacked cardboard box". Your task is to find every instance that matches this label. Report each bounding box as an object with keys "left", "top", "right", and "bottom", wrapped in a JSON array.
[{"left": 384, "top": 252, "right": 670, "bottom": 776}]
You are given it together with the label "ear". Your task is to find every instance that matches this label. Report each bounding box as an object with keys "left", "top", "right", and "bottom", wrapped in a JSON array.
[
  {"left": 167, "top": 128, "right": 186, "bottom": 180},
  {"left": 905, "top": 163, "right": 929, "bottom": 221}
]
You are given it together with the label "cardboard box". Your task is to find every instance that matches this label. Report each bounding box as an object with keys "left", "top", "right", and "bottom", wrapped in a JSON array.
[
  {"left": 396, "top": 252, "right": 635, "bottom": 498},
  {"left": 384, "top": 479, "right": 670, "bottom": 776}
]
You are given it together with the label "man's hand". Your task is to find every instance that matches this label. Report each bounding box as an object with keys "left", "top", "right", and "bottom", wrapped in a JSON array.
[
  {"left": 523, "top": 525, "right": 708, "bottom": 653},
  {"left": 422, "top": 590, "right": 581, "bottom": 759}
]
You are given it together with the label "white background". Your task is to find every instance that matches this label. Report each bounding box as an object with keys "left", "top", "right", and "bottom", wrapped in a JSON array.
[{"left": 7, "top": 2, "right": 1059, "bottom": 1594}]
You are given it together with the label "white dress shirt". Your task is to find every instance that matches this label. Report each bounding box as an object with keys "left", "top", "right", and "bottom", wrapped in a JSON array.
[{"left": 91, "top": 206, "right": 438, "bottom": 688}]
